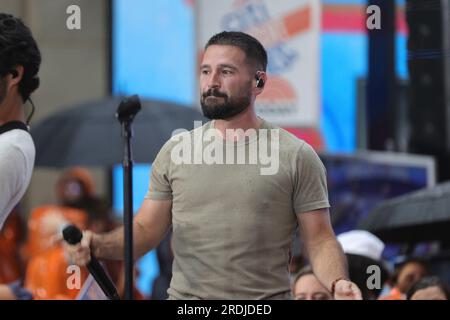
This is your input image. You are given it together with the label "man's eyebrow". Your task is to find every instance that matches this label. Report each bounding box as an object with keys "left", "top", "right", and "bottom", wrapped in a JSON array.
[
  {"left": 200, "top": 64, "right": 238, "bottom": 70},
  {"left": 218, "top": 64, "right": 238, "bottom": 70}
]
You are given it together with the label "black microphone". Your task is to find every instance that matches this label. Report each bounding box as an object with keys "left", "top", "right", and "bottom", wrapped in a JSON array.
[
  {"left": 116, "top": 95, "right": 142, "bottom": 124},
  {"left": 63, "top": 225, "right": 120, "bottom": 300}
]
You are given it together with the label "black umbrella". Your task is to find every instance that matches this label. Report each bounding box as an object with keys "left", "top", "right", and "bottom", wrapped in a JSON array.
[
  {"left": 31, "top": 97, "right": 206, "bottom": 167},
  {"left": 358, "top": 182, "right": 450, "bottom": 243}
]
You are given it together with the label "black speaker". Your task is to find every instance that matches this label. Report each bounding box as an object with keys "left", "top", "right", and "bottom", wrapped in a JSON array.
[{"left": 407, "top": 0, "right": 450, "bottom": 155}]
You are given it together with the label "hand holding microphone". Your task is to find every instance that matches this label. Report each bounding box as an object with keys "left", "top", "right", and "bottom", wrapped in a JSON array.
[
  {"left": 63, "top": 226, "right": 94, "bottom": 266},
  {"left": 62, "top": 225, "right": 120, "bottom": 300}
]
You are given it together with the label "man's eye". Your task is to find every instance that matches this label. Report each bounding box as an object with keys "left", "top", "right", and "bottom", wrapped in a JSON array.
[
  {"left": 222, "top": 70, "right": 233, "bottom": 75},
  {"left": 201, "top": 70, "right": 210, "bottom": 75}
]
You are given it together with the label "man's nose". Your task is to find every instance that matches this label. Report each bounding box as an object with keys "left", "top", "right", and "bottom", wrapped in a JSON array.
[{"left": 207, "top": 71, "right": 221, "bottom": 89}]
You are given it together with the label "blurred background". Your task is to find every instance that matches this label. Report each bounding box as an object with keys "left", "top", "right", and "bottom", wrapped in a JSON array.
[{"left": 1, "top": 0, "right": 450, "bottom": 300}]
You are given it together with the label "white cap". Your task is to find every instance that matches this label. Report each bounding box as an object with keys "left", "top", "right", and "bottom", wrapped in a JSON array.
[{"left": 337, "top": 230, "right": 385, "bottom": 261}]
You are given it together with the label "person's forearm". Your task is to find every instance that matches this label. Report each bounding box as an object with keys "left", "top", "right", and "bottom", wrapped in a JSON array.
[
  {"left": 92, "top": 227, "right": 124, "bottom": 260},
  {"left": 308, "top": 236, "right": 349, "bottom": 291},
  {"left": 91, "top": 221, "right": 157, "bottom": 261}
]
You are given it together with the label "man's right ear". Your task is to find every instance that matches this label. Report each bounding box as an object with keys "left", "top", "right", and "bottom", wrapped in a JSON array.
[
  {"left": 10, "top": 69, "right": 18, "bottom": 79},
  {"left": 256, "top": 77, "right": 264, "bottom": 89},
  {"left": 255, "top": 71, "right": 266, "bottom": 89},
  {"left": 8, "top": 66, "right": 24, "bottom": 87}
]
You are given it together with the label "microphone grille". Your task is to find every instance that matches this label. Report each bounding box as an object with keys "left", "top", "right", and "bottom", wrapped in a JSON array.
[{"left": 62, "top": 225, "right": 83, "bottom": 245}]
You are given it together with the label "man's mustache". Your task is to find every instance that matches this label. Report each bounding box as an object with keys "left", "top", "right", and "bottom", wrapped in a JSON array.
[{"left": 202, "top": 89, "right": 228, "bottom": 99}]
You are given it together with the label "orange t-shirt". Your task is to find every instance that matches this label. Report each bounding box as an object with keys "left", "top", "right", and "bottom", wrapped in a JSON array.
[
  {"left": 379, "top": 287, "right": 406, "bottom": 300},
  {"left": 25, "top": 245, "right": 89, "bottom": 299},
  {"left": 23, "top": 205, "right": 89, "bottom": 299}
]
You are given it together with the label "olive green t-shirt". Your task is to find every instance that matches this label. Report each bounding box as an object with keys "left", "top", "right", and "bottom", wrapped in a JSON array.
[{"left": 145, "top": 120, "right": 330, "bottom": 299}]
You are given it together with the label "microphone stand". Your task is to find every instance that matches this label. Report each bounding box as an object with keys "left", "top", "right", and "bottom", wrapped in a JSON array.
[{"left": 116, "top": 95, "right": 141, "bottom": 300}]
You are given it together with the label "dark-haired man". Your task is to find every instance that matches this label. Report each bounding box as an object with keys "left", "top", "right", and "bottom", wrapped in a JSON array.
[
  {"left": 66, "top": 31, "right": 361, "bottom": 300},
  {"left": 0, "top": 13, "right": 41, "bottom": 228}
]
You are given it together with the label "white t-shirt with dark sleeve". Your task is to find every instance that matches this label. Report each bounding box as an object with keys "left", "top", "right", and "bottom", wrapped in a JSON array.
[{"left": 0, "top": 121, "right": 35, "bottom": 229}]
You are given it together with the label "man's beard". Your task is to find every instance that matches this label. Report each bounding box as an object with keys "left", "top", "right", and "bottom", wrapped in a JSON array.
[
  {"left": 0, "top": 78, "right": 7, "bottom": 106},
  {"left": 200, "top": 84, "right": 252, "bottom": 120}
]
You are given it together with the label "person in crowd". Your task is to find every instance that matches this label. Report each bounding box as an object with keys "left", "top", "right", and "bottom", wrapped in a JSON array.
[
  {"left": 292, "top": 265, "right": 333, "bottom": 300},
  {"left": 407, "top": 276, "right": 450, "bottom": 300},
  {"left": 22, "top": 167, "right": 93, "bottom": 261},
  {"left": 337, "top": 230, "right": 390, "bottom": 300},
  {"left": 379, "top": 257, "right": 429, "bottom": 300},
  {"left": 23, "top": 167, "right": 95, "bottom": 299}
]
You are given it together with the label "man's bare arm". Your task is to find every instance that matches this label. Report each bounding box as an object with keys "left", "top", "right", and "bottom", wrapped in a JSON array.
[
  {"left": 297, "top": 208, "right": 348, "bottom": 291},
  {"left": 92, "top": 199, "right": 172, "bottom": 260},
  {"left": 66, "top": 199, "right": 172, "bottom": 265}
]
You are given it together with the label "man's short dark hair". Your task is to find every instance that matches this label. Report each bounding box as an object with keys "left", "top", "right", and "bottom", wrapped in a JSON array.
[
  {"left": 0, "top": 13, "right": 41, "bottom": 102},
  {"left": 205, "top": 31, "right": 268, "bottom": 72}
]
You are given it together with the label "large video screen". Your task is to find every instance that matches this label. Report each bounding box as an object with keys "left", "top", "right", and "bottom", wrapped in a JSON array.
[
  {"left": 322, "top": 151, "right": 435, "bottom": 234},
  {"left": 321, "top": 0, "right": 408, "bottom": 151},
  {"left": 321, "top": 151, "right": 436, "bottom": 259}
]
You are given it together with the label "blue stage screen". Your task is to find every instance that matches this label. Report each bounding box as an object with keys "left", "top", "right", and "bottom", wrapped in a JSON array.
[{"left": 112, "top": 0, "right": 195, "bottom": 106}]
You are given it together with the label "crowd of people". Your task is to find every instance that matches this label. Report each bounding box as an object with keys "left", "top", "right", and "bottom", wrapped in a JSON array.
[{"left": 290, "top": 230, "right": 450, "bottom": 300}]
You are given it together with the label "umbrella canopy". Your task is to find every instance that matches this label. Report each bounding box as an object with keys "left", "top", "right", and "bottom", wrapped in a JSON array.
[
  {"left": 358, "top": 182, "right": 450, "bottom": 243},
  {"left": 31, "top": 97, "right": 206, "bottom": 167}
]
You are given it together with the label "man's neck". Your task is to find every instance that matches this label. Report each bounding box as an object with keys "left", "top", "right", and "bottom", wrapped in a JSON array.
[
  {"left": 213, "top": 108, "right": 262, "bottom": 132},
  {"left": 0, "top": 96, "right": 25, "bottom": 126},
  {"left": 212, "top": 107, "right": 263, "bottom": 142}
]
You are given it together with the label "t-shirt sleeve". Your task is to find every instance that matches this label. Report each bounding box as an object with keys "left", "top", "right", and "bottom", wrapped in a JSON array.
[
  {"left": 0, "top": 146, "right": 24, "bottom": 227},
  {"left": 145, "top": 140, "right": 173, "bottom": 201},
  {"left": 293, "top": 142, "right": 330, "bottom": 214}
]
